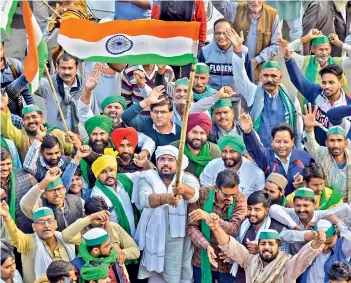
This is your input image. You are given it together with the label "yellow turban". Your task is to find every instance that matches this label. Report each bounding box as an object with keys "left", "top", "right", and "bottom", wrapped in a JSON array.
[{"left": 91, "top": 155, "right": 117, "bottom": 178}]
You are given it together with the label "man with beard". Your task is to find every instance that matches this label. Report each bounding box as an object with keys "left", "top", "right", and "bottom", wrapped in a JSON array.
[
  {"left": 206, "top": 211, "right": 326, "bottom": 283},
  {"left": 20, "top": 165, "right": 88, "bottom": 231},
  {"left": 300, "top": 217, "right": 351, "bottom": 283},
  {"left": 0, "top": 41, "right": 34, "bottom": 116},
  {"left": 284, "top": 43, "right": 351, "bottom": 145},
  {"left": 300, "top": 104, "right": 351, "bottom": 202},
  {"left": 228, "top": 28, "right": 303, "bottom": 147},
  {"left": 90, "top": 155, "right": 138, "bottom": 239},
  {"left": 71, "top": 228, "right": 129, "bottom": 282},
  {"left": 278, "top": 30, "right": 351, "bottom": 101},
  {"left": 23, "top": 133, "right": 72, "bottom": 182},
  {"left": 269, "top": 188, "right": 351, "bottom": 255},
  {"left": 233, "top": 191, "right": 287, "bottom": 283},
  {"left": 135, "top": 145, "right": 199, "bottom": 283},
  {"left": 200, "top": 135, "right": 265, "bottom": 197},
  {"left": 1, "top": 104, "right": 81, "bottom": 163},
  {"left": 187, "top": 170, "right": 246, "bottom": 283},
  {"left": 77, "top": 74, "right": 155, "bottom": 153},
  {"left": 0, "top": 206, "right": 79, "bottom": 283},
  {"left": 62, "top": 197, "right": 139, "bottom": 283},
  {"left": 240, "top": 114, "right": 314, "bottom": 195},
  {"left": 34, "top": 53, "right": 100, "bottom": 132},
  {"left": 263, "top": 172, "right": 288, "bottom": 206},
  {"left": 286, "top": 164, "right": 343, "bottom": 210},
  {"left": 111, "top": 128, "right": 153, "bottom": 173},
  {"left": 171, "top": 113, "right": 221, "bottom": 178},
  {"left": 0, "top": 146, "right": 37, "bottom": 233}
]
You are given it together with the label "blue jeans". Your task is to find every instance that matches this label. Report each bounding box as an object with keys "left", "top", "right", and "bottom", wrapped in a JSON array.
[{"left": 193, "top": 266, "right": 235, "bottom": 283}]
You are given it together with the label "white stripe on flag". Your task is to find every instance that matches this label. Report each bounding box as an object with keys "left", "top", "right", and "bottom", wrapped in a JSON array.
[
  {"left": 30, "top": 13, "right": 42, "bottom": 44},
  {"left": 31, "top": 70, "right": 39, "bottom": 94},
  {"left": 0, "top": 0, "right": 16, "bottom": 30},
  {"left": 58, "top": 34, "right": 196, "bottom": 59}
]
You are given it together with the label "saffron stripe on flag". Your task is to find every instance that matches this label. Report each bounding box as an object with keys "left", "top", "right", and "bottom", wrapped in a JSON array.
[{"left": 22, "top": 0, "right": 48, "bottom": 94}]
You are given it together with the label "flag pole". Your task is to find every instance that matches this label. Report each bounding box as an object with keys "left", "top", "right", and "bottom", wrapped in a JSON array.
[
  {"left": 44, "top": 65, "right": 69, "bottom": 134},
  {"left": 41, "top": 0, "right": 63, "bottom": 19},
  {"left": 175, "top": 63, "right": 196, "bottom": 189}
]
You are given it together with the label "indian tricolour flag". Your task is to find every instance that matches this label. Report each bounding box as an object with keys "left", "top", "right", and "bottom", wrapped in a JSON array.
[
  {"left": 0, "top": 0, "right": 18, "bottom": 35},
  {"left": 58, "top": 19, "right": 200, "bottom": 66},
  {"left": 22, "top": 0, "right": 48, "bottom": 94}
]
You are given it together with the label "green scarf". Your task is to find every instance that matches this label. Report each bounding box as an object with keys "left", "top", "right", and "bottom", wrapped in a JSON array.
[
  {"left": 193, "top": 85, "right": 217, "bottom": 102},
  {"left": 201, "top": 189, "right": 236, "bottom": 283},
  {"left": 280, "top": 196, "right": 286, "bottom": 207},
  {"left": 316, "top": 186, "right": 342, "bottom": 211},
  {"left": 77, "top": 242, "right": 117, "bottom": 283},
  {"left": 95, "top": 180, "right": 131, "bottom": 235},
  {"left": 184, "top": 142, "right": 214, "bottom": 178},
  {"left": 0, "top": 137, "right": 16, "bottom": 220},
  {"left": 253, "top": 86, "right": 296, "bottom": 135}
]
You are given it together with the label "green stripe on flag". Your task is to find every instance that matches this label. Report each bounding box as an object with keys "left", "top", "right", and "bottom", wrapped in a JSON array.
[
  {"left": 1, "top": 0, "right": 19, "bottom": 36},
  {"left": 29, "top": 36, "right": 48, "bottom": 94},
  {"left": 82, "top": 53, "right": 197, "bottom": 66}
]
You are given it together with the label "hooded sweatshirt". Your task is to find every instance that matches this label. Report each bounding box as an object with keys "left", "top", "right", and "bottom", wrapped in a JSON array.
[{"left": 198, "top": 39, "right": 254, "bottom": 102}]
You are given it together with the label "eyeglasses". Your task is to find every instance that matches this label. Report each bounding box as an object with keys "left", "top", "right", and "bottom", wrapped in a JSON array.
[
  {"left": 220, "top": 190, "right": 238, "bottom": 198},
  {"left": 46, "top": 187, "right": 66, "bottom": 195},
  {"left": 152, "top": 110, "right": 170, "bottom": 115},
  {"left": 35, "top": 219, "right": 56, "bottom": 226}
]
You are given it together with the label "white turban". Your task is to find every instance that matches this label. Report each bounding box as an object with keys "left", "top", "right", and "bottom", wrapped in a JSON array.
[{"left": 155, "top": 145, "right": 189, "bottom": 170}]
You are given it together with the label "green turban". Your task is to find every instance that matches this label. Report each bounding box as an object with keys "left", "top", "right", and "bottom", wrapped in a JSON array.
[
  {"left": 175, "top": 77, "right": 189, "bottom": 87},
  {"left": 218, "top": 135, "right": 246, "bottom": 155},
  {"left": 22, "top": 105, "right": 42, "bottom": 116},
  {"left": 212, "top": 98, "right": 232, "bottom": 109},
  {"left": 46, "top": 178, "right": 63, "bottom": 190},
  {"left": 80, "top": 261, "right": 110, "bottom": 281},
  {"left": 262, "top": 61, "right": 281, "bottom": 70},
  {"left": 312, "top": 35, "right": 330, "bottom": 46},
  {"left": 101, "top": 96, "right": 127, "bottom": 112},
  {"left": 327, "top": 126, "right": 346, "bottom": 137},
  {"left": 85, "top": 115, "right": 113, "bottom": 136},
  {"left": 195, "top": 63, "right": 210, "bottom": 74}
]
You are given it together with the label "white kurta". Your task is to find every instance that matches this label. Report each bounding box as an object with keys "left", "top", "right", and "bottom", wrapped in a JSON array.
[
  {"left": 199, "top": 157, "right": 265, "bottom": 198},
  {"left": 137, "top": 173, "right": 200, "bottom": 283}
]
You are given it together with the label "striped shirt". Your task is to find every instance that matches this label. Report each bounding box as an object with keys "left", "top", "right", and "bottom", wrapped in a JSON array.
[{"left": 121, "top": 64, "right": 174, "bottom": 114}]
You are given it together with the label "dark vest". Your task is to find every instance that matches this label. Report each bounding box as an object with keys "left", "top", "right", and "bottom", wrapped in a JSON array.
[
  {"left": 236, "top": 218, "right": 286, "bottom": 283},
  {"left": 35, "top": 155, "right": 71, "bottom": 182},
  {"left": 41, "top": 194, "right": 83, "bottom": 231}
]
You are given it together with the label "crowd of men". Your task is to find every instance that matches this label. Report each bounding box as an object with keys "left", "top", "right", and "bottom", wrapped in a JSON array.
[{"left": 1, "top": 0, "right": 351, "bottom": 282}]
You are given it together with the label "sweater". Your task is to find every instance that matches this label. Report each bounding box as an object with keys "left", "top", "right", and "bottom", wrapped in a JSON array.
[
  {"left": 121, "top": 102, "right": 181, "bottom": 147},
  {"left": 243, "top": 130, "right": 314, "bottom": 195}
]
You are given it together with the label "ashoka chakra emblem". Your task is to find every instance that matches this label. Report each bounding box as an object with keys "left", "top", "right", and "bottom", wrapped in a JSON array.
[{"left": 106, "top": 35, "right": 133, "bottom": 55}]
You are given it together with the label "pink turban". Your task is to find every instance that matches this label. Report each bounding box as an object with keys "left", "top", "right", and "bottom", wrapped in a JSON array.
[{"left": 186, "top": 113, "right": 212, "bottom": 135}]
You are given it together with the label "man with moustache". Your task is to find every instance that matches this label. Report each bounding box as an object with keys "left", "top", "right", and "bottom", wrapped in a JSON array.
[
  {"left": 20, "top": 164, "right": 88, "bottom": 232},
  {"left": 1, "top": 104, "right": 81, "bottom": 163},
  {"left": 200, "top": 135, "right": 265, "bottom": 198},
  {"left": 270, "top": 188, "right": 351, "bottom": 255},
  {"left": 228, "top": 28, "right": 303, "bottom": 147},
  {"left": 263, "top": 172, "right": 288, "bottom": 206},
  {"left": 284, "top": 43, "right": 351, "bottom": 145},
  {"left": 171, "top": 113, "right": 221, "bottom": 178},
  {"left": 111, "top": 127, "right": 154, "bottom": 173},
  {"left": 90, "top": 155, "right": 138, "bottom": 239},
  {"left": 233, "top": 191, "right": 287, "bottom": 283},
  {"left": 206, "top": 212, "right": 326, "bottom": 283},
  {"left": 34, "top": 53, "right": 100, "bottom": 132},
  {"left": 300, "top": 105, "right": 351, "bottom": 202},
  {"left": 0, "top": 205, "right": 79, "bottom": 283},
  {"left": 0, "top": 146, "right": 37, "bottom": 233},
  {"left": 187, "top": 170, "right": 246, "bottom": 283},
  {"left": 135, "top": 145, "right": 199, "bottom": 283},
  {"left": 192, "top": 63, "right": 217, "bottom": 102},
  {"left": 62, "top": 197, "right": 140, "bottom": 282}
]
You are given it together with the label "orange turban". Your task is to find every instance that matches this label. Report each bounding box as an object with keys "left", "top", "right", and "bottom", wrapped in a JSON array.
[{"left": 111, "top": 127, "right": 138, "bottom": 149}]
